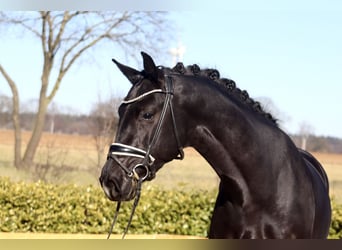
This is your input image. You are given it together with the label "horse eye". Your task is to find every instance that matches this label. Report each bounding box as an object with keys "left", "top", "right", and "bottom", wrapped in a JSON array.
[{"left": 142, "top": 112, "right": 154, "bottom": 120}]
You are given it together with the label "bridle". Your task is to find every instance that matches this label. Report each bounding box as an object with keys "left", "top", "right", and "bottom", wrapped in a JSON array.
[
  {"left": 106, "top": 75, "right": 184, "bottom": 239},
  {"left": 108, "top": 75, "right": 184, "bottom": 181}
]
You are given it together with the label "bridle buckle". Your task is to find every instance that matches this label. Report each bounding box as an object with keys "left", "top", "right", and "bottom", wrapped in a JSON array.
[{"left": 132, "top": 164, "right": 149, "bottom": 181}]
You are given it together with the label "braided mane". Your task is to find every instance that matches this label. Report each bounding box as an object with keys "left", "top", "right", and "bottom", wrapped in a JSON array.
[{"left": 168, "top": 62, "right": 277, "bottom": 125}]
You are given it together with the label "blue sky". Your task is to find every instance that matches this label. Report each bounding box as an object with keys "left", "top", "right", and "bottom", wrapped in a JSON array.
[
  {"left": 0, "top": 5, "right": 342, "bottom": 138},
  {"left": 169, "top": 10, "right": 342, "bottom": 138}
]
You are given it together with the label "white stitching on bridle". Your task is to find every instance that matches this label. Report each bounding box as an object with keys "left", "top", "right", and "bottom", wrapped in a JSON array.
[{"left": 121, "top": 89, "right": 164, "bottom": 104}]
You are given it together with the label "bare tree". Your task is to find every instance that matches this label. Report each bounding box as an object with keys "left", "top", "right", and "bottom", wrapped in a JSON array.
[{"left": 0, "top": 11, "right": 172, "bottom": 169}]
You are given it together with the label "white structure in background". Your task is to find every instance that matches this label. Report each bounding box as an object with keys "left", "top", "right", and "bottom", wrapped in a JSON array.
[
  {"left": 299, "top": 121, "right": 315, "bottom": 150},
  {"left": 169, "top": 42, "right": 186, "bottom": 65}
]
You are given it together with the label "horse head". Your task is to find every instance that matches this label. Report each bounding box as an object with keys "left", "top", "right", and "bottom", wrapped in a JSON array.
[{"left": 99, "top": 52, "right": 184, "bottom": 202}]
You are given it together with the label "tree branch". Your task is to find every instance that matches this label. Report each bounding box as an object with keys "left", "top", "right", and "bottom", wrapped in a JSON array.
[
  {"left": 46, "top": 12, "right": 54, "bottom": 54},
  {"left": 47, "top": 12, "right": 132, "bottom": 101},
  {"left": 0, "top": 12, "right": 41, "bottom": 38},
  {"left": 50, "top": 11, "right": 70, "bottom": 55},
  {"left": 0, "top": 64, "right": 19, "bottom": 106},
  {"left": 47, "top": 33, "right": 108, "bottom": 101},
  {"left": 0, "top": 64, "right": 22, "bottom": 167},
  {"left": 40, "top": 11, "right": 48, "bottom": 54}
]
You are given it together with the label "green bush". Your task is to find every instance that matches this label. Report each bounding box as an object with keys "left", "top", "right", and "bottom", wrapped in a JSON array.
[
  {"left": 0, "top": 177, "right": 215, "bottom": 236},
  {"left": 0, "top": 177, "right": 341, "bottom": 238},
  {"left": 329, "top": 201, "right": 342, "bottom": 239}
]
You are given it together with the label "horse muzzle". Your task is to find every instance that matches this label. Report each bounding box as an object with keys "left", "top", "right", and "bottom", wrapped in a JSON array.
[{"left": 99, "top": 160, "right": 138, "bottom": 202}]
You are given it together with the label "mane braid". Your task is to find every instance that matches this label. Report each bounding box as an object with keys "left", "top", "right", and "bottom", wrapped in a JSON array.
[{"left": 170, "top": 62, "right": 278, "bottom": 125}]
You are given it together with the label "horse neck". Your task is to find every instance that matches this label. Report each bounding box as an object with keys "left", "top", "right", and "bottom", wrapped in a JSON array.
[
  {"left": 177, "top": 77, "right": 274, "bottom": 164},
  {"left": 176, "top": 76, "right": 287, "bottom": 202}
]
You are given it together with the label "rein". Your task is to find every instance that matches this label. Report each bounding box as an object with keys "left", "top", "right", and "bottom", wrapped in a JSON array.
[{"left": 106, "top": 75, "right": 184, "bottom": 239}]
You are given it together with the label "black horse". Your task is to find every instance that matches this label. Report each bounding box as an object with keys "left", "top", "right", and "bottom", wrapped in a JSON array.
[{"left": 99, "top": 52, "right": 331, "bottom": 239}]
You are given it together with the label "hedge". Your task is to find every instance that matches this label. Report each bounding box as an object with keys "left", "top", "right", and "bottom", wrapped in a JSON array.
[
  {"left": 0, "top": 177, "right": 215, "bottom": 236},
  {"left": 0, "top": 177, "right": 341, "bottom": 238}
]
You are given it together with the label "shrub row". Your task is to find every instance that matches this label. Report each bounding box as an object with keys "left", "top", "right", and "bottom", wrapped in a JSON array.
[
  {"left": 0, "top": 177, "right": 341, "bottom": 238},
  {"left": 0, "top": 177, "right": 215, "bottom": 236},
  {"left": 329, "top": 200, "right": 342, "bottom": 239}
]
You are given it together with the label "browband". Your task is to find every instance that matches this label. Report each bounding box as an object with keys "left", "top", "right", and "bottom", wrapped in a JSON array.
[{"left": 121, "top": 89, "right": 165, "bottom": 104}]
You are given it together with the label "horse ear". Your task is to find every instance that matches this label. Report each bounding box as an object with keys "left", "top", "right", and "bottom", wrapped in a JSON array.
[
  {"left": 141, "top": 51, "right": 158, "bottom": 80},
  {"left": 112, "top": 59, "right": 143, "bottom": 85}
]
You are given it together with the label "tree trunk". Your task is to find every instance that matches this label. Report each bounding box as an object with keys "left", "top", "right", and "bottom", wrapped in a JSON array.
[
  {"left": 22, "top": 97, "right": 49, "bottom": 168},
  {"left": 22, "top": 53, "right": 52, "bottom": 169},
  {"left": 12, "top": 88, "right": 22, "bottom": 169}
]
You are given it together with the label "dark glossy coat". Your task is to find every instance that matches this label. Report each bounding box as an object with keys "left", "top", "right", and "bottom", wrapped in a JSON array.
[{"left": 99, "top": 52, "right": 331, "bottom": 238}]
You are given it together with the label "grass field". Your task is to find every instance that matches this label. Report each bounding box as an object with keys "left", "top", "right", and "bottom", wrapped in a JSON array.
[{"left": 1, "top": 129, "right": 342, "bottom": 202}]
